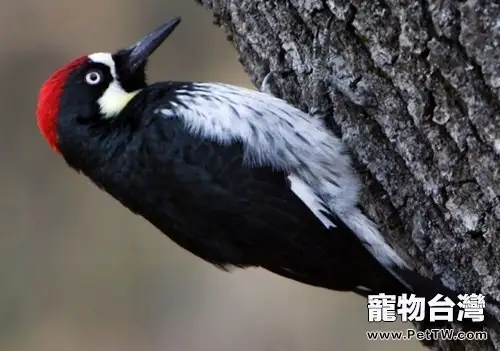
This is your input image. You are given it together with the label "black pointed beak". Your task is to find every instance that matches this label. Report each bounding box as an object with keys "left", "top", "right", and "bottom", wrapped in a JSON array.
[{"left": 120, "top": 17, "right": 181, "bottom": 74}]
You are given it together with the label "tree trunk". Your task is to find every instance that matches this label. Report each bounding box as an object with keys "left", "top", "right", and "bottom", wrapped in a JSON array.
[{"left": 194, "top": 0, "right": 500, "bottom": 349}]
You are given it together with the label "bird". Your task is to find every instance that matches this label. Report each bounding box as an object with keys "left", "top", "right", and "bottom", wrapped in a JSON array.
[{"left": 35, "top": 17, "right": 495, "bottom": 327}]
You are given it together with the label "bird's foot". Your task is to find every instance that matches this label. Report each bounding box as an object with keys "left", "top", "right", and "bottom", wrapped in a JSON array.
[
  {"left": 260, "top": 72, "right": 276, "bottom": 96},
  {"left": 308, "top": 106, "right": 328, "bottom": 119}
]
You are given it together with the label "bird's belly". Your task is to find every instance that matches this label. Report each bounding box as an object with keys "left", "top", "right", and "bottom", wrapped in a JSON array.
[
  {"left": 95, "top": 170, "right": 379, "bottom": 292},
  {"left": 141, "top": 207, "right": 266, "bottom": 267}
]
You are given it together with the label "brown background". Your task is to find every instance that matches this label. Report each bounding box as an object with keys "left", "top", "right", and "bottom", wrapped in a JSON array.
[{"left": 0, "top": 1, "right": 422, "bottom": 350}]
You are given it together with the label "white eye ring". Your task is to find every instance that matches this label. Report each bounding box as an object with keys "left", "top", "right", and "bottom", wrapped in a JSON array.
[{"left": 85, "top": 70, "right": 102, "bottom": 85}]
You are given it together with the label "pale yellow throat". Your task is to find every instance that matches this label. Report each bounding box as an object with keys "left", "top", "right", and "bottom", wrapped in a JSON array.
[{"left": 98, "top": 81, "right": 141, "bottom": 118}]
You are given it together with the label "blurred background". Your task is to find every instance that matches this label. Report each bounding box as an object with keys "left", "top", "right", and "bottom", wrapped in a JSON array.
[{"left": 0, "top": 1, "right": 423, "bottom": 350}]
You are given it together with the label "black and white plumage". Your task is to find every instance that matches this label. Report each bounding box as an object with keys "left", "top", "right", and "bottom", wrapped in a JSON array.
[
  {"left": 37, "top": 18, "right": 486, "bottom": 319},
  {"left": 158, "top": 80, "right": 407, "bottom": 269}
]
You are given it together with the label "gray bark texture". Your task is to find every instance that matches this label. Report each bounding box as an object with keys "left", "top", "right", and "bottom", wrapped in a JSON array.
[{"left": 194, "top": 0, "right": 500, "bottom": 350}]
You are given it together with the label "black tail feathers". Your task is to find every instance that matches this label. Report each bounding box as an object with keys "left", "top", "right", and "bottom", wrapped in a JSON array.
[{"left": 387, "top": 265, "right": 499, "bottom": 331}]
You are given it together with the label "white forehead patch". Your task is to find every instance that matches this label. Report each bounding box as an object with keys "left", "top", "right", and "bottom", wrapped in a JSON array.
[
  {"left": 88, "top": 52, "right": 117, "bottom": 78},
  {"left": 87, "top": 52, "right": 140, "bottom": 118}
]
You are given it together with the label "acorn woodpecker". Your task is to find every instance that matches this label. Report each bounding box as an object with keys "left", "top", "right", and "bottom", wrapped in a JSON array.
[{"left": 35, "top": 17, "right": 489, "bottom": 321}]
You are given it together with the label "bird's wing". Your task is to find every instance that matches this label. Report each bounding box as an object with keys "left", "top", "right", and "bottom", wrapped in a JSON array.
[
  {"left": 153, "top": 81, "right": 357, "bottom": 201},
  {"left": 147, "top": 113, "right": 330, "bottom": 233},
  {"left": 141, "top": 114, "right": 395, "bottom": 291},
  {"left": 151, "top": 81, "right": 407, "bottom": 269}
]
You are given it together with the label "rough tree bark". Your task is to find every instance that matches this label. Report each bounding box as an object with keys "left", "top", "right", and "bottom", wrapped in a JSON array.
[{"left": 194, "top": 0, "right": 500, "bottom": 350}]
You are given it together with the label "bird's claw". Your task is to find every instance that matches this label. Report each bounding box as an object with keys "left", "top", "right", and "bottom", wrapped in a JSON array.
[
  {"left": 260, "top": 72, "right": 276, "bottom": 96},
  {"left": 308, "top": 106, "right": 329, "bottom": 119}
]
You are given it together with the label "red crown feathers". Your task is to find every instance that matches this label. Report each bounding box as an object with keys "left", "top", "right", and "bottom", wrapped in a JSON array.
[{"left": 36, "top": 56, "right": 88, "bottom": 153}]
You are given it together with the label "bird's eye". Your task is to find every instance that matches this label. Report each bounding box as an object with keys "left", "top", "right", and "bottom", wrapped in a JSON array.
[{"left": 85, "top": 70, "right": 102, "bottom": 85}]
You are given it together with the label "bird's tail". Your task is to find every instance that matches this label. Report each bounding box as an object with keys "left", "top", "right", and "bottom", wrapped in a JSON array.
[
  {"left": 390, "top": 265, "right": 495, "bottom": 329},
  {"left": 340, "top": 209, "right": 498, "bottom": 331}
]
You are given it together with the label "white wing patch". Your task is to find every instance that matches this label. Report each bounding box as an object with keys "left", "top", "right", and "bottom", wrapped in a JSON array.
[
  {"left": 288, "top": 175, "right": 335, "bottom": 228},
  {"left": 159, "top": 82, "right": 408, "bottom": 269}
]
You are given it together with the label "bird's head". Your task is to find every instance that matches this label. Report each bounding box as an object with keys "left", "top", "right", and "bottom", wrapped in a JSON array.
[{"left": 36, "top": 17, "right": 181, "bottom": 153}]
